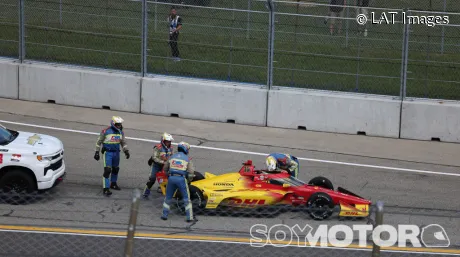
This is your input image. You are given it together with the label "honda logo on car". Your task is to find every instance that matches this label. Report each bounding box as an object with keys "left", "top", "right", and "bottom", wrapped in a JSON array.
[{"left": 250, "top": 223, "right": 450, "bottom": 248}]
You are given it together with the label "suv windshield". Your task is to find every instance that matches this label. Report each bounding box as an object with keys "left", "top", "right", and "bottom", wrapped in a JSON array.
[
  {"left": 269, "top": 176, "right": 306, "bottom": 187},
  {"left": 0, "top": 126, "right": 16, "bottom": 145}
]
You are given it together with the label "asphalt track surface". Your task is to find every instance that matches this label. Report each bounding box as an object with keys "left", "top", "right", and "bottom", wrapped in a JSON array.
[
  {"left": 1, "top": 229, "right": 459, "bottom": 257},
  {"left": 0, "top": 99, "right": 459, "bottom": 257}
]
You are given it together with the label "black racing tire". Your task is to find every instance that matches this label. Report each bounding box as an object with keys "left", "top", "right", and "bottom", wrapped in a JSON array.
[
  {"left": 176, "top": 185, "right": 207, "bottom": 215},
  {"left": 306, "top": 192, "right": 334, "bottom": 220},
  {"left": 0, "top": 169, "right": 36, "bottom": 205},
  {"left": 192, "top": 171, "right": 205, "bottom": 182},
  {"left": 308, "top": 176, "right": 334, "bottom": 190}
]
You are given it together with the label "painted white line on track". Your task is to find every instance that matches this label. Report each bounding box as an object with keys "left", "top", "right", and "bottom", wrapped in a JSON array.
[
  {"left": 1, "top": 229, "right": 459, "bottom": 255},
  {"left": 1, "top": 120, "right": 460, "bottom": 178}
]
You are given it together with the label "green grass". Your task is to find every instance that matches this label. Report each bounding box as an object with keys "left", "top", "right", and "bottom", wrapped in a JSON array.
[{"left": 0, "top": 0, "right": 459, "bottom": 99}]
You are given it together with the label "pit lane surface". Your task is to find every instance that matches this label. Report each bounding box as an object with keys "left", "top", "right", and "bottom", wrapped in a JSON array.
[
  {"left": 1, "top": 229, "right": 459, "bottom": 257},
  {"left": 0, "top": 99, "right": 459, "bottom": 255}
]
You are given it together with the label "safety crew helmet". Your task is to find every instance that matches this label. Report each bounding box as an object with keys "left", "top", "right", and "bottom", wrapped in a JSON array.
[
  {"left": 111, "top": 116, "right": 124, "bottom": 129},
  {"left": 266, "top": 156, "right": 277, "bottom": 171},
  {"left": 161, "top": 132, "right": 174, "bottom": 142},
  {"left": 178, "top": 141, "right": 190, "bottom": 155},
  {"left": 161, "top": 132, "right": 174, "bottom": 148}
]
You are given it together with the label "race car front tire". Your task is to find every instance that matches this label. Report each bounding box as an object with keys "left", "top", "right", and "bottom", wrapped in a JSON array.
[{"left": 305, "top": 192, "right": 334, "bottom": 220}]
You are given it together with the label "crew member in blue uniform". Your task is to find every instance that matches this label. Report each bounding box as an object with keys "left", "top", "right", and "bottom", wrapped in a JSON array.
[
  {"left": 94, "top": 116, "right": 130, "bottom": 196},
  {"left": 161, "top": 141, "right": 196, "bottom": 222}
]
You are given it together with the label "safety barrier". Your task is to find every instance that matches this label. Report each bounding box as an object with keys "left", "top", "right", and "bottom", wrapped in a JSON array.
[
  {"left": 0, "top": 59, "right": 19, "bottom": 99},
  {"left": 267, "top": 87, "right": 402, "bottom": 138},
  {"left": 400, "top": 98, "right": 460, "bottom": 143},
  {"left": 18, "top": 62, "right": 141, "bottom": 113},
  {"left": 141, "top": 76, "right": 268, "bottom": 126},
  {"left": 1, "top": 60, "right": 460, "bottom": 143}
]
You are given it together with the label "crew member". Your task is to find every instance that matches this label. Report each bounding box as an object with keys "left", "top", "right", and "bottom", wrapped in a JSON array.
[
  {"left": 266, "top": 153, "right": 299, "bottom": 178},
  {"left": 94, "top": 116, "right": 130, "bottom": 196},
  {"left": 161, "top": 141, "right": 196, "bottom": 222},
  {"left": 143, "top": 132, "right": 174, "bottom": 198}
]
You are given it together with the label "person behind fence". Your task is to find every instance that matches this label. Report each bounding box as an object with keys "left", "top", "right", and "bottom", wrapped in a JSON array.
[
  {"left": 94, "top": 116, "right": 130, "bottom": 196},
  {"left": 265, "top": 153, "right": 300, "bottom": 178},
  {"left": 161, "top": 141, "right": 197, "bottom": 222},
  {"left": 356, "top": 0, "right": 369, "bottom": 36},
  {"left": 167, "top": 7, "right": 183, "bottom": 61},
  {"left": 143, "top": 133, "right": 174, "bottom": 198},
  {"left": 324, "top": 0, "right": 345, "bottom": 35}
]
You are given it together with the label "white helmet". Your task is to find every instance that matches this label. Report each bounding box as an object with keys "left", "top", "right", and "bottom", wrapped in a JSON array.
[
  {"left": 266, "top": 156, "right": 277, "bottom": 171},
  {"left": 161, "top": 132, "right": 174, "bottom": 142},
  {"left": 111, "top": 116, "right": 124, "bottom": 129}
]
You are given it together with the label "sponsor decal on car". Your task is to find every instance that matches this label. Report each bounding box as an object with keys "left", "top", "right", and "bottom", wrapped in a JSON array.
[
  {"left": 213, "top": 182, "right": 234, "bottom": 186},
  {"left": 11, "top": 154, "right": 21, "bottom": 162},
  {"left": 229, "top": 198, "right": 266, "bottom": 206},
  {"left": 27, "top": 134, "right": 41, "bottom": 145}
]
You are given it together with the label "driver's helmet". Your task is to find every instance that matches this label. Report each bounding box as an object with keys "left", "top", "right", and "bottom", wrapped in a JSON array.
[{"left": 266, "top": 156, "right": 277, "bottom": 171}]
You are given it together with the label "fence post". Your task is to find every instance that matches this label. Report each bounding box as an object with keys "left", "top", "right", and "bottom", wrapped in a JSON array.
[
  {"left": 371, "top": 201, "right": 384, "bottom": 257},
  {"left": 265, "top": 0, "right": 275, "bottom": 127},
  {"left": 154, "top": 0, "right": 157, "bottom": 32},
  {"left": 141, "top": 0, "right": 148, "bottom": 77},
  {"left": 266, "top": 0, "right": 275, "bottom": 90},
  {"left": 399, "top": 8, "right": 409, "bottom": 100},
  {"left": 124, "top": 189, "right": 141, "bottom": 257},
  {"left": 59, "top": 0, "right": 62, "bottom": 26},
  {"left": 18, "top": 0, "right": 25, "bottom": 62},
  {"left": 246, "top": 0, "right": 251, "bottom": 39},
  {"left": 440, "top": 0, "right": 446, "bottom": 54}
]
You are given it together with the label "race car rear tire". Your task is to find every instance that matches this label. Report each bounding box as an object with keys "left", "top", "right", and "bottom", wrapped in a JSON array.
[
  {"left": 308, "top": 176, "right": 334, "bottom": 190},
  {"left": 176, "top": 185, "right": 207, "bottom": 214},
  {"left": 192, "top": 171, "right": 205, "bottom": 181},
  {"left": 306, "top": 192, "right": 334, "bottom": 220}
]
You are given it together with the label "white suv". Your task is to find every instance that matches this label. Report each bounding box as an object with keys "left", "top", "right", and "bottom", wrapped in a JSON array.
[{"left": 0, "top": 123, "right": 66, "bottom": 197}]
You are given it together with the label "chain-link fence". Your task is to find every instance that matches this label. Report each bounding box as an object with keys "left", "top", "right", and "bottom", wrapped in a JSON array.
[
  {"left": 1, "top": 0, "right": 459, "bottom": 99},
  {"left": 0, "top": 187, "right": 458, "bottom": 257}
]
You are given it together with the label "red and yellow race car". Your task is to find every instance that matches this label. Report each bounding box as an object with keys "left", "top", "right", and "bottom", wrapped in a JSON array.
[{"left": 156, "top": 160, "right": 371, "bottom": 220}]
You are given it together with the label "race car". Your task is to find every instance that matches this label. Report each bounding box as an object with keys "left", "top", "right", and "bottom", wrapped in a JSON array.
[
  {"left": 0, "top": 123, "right": 66, "bottom": 203},
  {"left": 156, "top": 160, "right": 371, "bottom": 220}
]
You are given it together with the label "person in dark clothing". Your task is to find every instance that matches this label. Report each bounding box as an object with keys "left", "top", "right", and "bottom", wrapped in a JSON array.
[
  {"left": 356, "top": 0, "right": 369, "bottom": 36},
  {"left": 167, "top": 7, "right": 183, "bottom": 61},
  {"left": 325, "top": 0, "right": 346, "bottom": 35}
]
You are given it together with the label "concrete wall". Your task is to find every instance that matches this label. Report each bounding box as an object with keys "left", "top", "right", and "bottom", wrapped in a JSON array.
[
  {"left": 400, "top": 98, "right": 460, "bottom": 143},
  {"left": 18, "top": 63, "right": 141, "bottom": 112},
  {"left": 0, "top": 59, "right": 19, "bottom": 99},
  {"left": 141, "top": 76, "right": 268, "bottom": 126},
  {"left": 267, "top": 87, "right": 402, "bottom": 138},
  {"left": 3, "top": 61, "right": 460, "bottom": 143}
]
